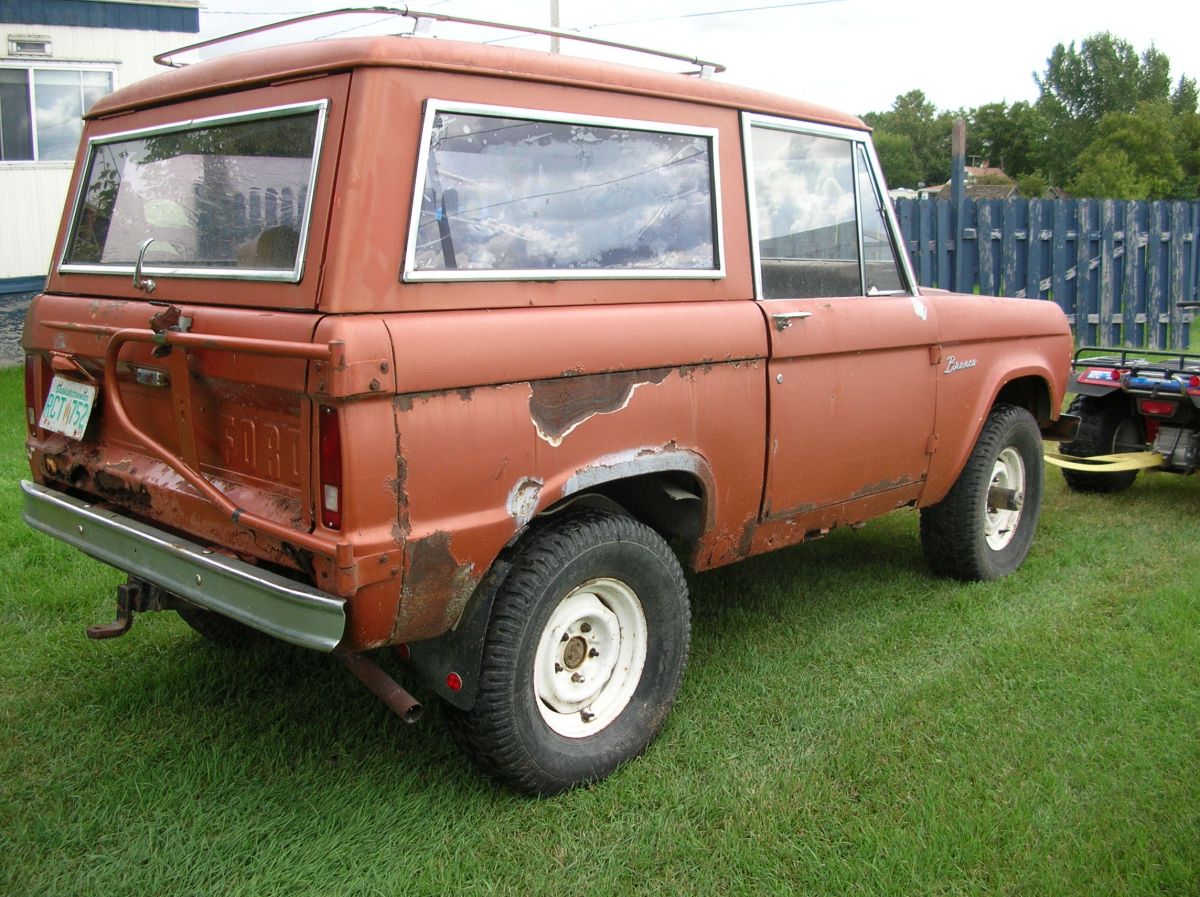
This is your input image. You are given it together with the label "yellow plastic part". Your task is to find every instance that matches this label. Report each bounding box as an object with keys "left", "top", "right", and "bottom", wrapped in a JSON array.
[{"left": 1043, "top": 450, "right": 1165, "bottom": 473}]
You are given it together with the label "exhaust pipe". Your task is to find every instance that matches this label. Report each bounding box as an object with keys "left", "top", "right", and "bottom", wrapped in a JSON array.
[{"left": 337, "top": 651, "right": 423, "bottom": 723}]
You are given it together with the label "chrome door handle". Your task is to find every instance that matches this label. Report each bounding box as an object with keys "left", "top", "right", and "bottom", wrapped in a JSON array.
[{"left": 771, "top": 311, "right": 813, "bottom": 331}]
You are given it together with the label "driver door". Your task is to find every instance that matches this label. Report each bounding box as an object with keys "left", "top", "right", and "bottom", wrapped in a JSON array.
[{"left": 745, "top": 117, "right": 938, "bottom": 523}]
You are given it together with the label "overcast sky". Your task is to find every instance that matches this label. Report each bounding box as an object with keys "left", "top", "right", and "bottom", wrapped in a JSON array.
[{"left": 196, "top": 0, "right": 1200, "bottom": 116}]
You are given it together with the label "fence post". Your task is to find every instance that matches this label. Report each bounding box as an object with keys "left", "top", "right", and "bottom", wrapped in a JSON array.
[{"left": 950, "top": 119, "right": 966, "bottom": 293}]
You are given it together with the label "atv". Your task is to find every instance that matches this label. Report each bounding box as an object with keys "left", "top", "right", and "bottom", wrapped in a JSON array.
[{"left": 1048, "top": 345, "right": 1200, "bottom": 492}]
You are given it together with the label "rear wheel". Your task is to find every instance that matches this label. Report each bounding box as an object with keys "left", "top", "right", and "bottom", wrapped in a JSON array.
[
  {"left": 444, "top": 509, "right": 690, "bottom": 795},
  {"left": 920, "top": 404, "right": 1044, "bottom": 581},
  {"left": 1058, "top": 395, "right": 1144, "bottom": 493}
]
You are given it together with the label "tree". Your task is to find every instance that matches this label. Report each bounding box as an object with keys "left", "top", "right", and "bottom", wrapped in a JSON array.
[
  {"left": 871, "top": 130, "right": 921, "bottom": 189},
  {"left": 1068, "top": 101, "right": 1184, "bottom": 199},
  {"left": 862, "top": 90, "right": 953, "bottom": 188},
  {"left": 1034, "top": 32, "right": 1195, "bottom": 184},
  {"left": 967, "top": 100, "right": 1049, "bottom": 177}
]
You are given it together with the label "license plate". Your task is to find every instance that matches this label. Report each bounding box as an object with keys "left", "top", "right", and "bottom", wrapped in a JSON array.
[{"left": 39, "top": 376, "right": 98, "bottom": 440}]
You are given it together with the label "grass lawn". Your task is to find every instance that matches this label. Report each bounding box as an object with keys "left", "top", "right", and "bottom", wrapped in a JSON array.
[{"left": 1, "top": 363, "right": 1197, "bottom": 896}]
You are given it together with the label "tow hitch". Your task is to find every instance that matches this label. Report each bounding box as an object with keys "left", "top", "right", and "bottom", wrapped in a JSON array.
[{"left": 86, "top": 578, "right": 167, "bottom": 639}]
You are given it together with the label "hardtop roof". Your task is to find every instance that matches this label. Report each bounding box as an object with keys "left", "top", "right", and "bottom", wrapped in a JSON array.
[{"left": 87, "top": 34, "right": 867, "bottom": 131}]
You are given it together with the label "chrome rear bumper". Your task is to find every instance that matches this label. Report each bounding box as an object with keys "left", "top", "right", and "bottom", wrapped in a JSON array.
[{"left": 21, "top": 480, "right": 346, "bottom": 652}]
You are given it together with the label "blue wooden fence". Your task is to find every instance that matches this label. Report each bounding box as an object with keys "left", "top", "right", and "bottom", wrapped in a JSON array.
[{"left": 894, "top": 198, "right": 1200, "bottom": 350}]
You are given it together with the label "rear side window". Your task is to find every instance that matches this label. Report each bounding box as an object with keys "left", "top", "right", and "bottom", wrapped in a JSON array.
[
  {"left": 61, "top": 101, "right": 327, "bottom": 282},
  {"left": 404, "top": 101, "right": 723, "bottom": 280}
]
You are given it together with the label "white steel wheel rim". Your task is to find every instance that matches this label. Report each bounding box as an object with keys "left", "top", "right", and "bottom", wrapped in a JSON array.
[
  {"left": 533, "top": 577, "right": 648, "bottom": 738},
  {"left": 985, "top": 446, "right": 1025, "bottom": 551}
]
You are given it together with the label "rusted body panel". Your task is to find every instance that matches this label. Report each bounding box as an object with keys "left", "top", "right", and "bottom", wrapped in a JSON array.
[
  {"left": 25, "top": 294, "right": 323, "bottom": 566},
  {"left": 388, "top": 360, "right": 766, "bottom": 644}
]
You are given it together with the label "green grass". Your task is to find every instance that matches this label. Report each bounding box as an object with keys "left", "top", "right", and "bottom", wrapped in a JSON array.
[{"left": 1, "top": 363, "right": 1197, "bottom": 896}]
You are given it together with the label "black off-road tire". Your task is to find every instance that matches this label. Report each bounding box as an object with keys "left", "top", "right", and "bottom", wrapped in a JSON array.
[
  {"left": 1058, "top": 395, "right": 1144, "bottom": 493},
  {"left": 176, "top": 602, "right": 270, "bottom": 649},
  {"left": 920, "top": 404, "right": 1044, "bottom": 581},
  {"left": 443, "top": 509, "right": 690, "bottom": 796}
]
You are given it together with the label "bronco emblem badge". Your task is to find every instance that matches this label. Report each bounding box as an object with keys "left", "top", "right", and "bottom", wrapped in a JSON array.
[{"left": 944, "top": 355, "right": 978, "bottom": 374}]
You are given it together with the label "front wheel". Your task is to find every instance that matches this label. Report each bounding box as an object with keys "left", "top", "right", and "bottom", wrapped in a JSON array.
[
  {"left": 920, "top": 404, "right": 1044, "bottom": 581},
  {"left": 444, "top": 509, "right": 690, "bottom": 795}
]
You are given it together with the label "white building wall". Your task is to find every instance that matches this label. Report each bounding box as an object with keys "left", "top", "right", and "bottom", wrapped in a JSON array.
[{"left": 0, "top": 24, "right": 196, "bottom": 280}]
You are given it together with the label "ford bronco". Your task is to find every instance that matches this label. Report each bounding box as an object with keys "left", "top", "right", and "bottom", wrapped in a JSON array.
[{"left": 20, "top": 9, "right": 1074, "bottom": 794}]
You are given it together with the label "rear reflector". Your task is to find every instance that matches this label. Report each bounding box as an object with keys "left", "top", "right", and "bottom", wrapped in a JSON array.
[{"left": 318, "top": 405, "right": 342, "bottom": 529}]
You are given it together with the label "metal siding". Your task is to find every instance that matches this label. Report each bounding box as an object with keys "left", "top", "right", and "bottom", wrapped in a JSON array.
[{"left": 0, "top": 0, "right": 198, "bottom": 33}]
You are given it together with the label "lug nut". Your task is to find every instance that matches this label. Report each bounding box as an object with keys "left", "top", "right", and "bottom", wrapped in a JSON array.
[
  {"left": 571, "top": 672, "right": 584, "bottom": 683},
  {"left": 580, "top": 622, "right": 592, "bottom": 633},
  {"left": 589, "top": 648, "right": 599, "bottom": 658}
]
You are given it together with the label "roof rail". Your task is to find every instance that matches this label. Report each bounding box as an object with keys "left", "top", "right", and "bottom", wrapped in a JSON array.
[{"left": 154, "top": 6, "right": 726, "bottom": 77}]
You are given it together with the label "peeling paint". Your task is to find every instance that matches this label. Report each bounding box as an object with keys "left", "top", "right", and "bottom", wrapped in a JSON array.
[
  {"left": 529, "top": 369, "right": 670, "bottom": 447},
  {"left": 506, "top": 476, "right": 544, "bottom": 525}
]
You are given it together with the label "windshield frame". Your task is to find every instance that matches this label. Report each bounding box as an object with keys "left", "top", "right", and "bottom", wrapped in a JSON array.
[{"left": 58, "top": 99, "right": 329, "bottom": 284}]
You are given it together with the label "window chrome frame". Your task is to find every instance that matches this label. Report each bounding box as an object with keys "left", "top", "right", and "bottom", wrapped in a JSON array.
[
  {"left": 402, "top": 99, "right": 726, "bottom": 282},
  {"left": 58, "top": 100, "right": 329, "bottom": 284},
  {"left": 740, "top": 112, "right": 918, "bottom": 301}
]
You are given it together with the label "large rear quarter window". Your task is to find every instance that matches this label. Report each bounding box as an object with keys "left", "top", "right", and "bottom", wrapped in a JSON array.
[
  {"left": 404, "top": 101, "right": 723, "bottom": 281},
  {"left": 61, "top": 102, "right": 327, "bottom": 282}
]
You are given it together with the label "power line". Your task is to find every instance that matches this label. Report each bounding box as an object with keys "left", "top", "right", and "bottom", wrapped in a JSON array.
[{"left": 579, "top": 0, "right": 851, "bottom": 31}]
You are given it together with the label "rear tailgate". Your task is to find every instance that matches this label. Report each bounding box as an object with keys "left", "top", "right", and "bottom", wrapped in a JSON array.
[{"left": 24, "top": 293, "right": 331, "bottom": 570}]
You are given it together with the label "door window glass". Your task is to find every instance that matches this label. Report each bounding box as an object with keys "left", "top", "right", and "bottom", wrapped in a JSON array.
[{"left": 750, "top": 126, "right": 859, "bottom": 298}]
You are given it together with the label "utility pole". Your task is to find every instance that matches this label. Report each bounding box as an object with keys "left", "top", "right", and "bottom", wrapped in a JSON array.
[{"left": 550, "top": 0, "right": 560, "bottom": 53}]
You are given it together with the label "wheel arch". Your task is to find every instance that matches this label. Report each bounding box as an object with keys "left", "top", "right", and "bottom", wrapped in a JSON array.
[
  {"left": 403, "top": 449, "right": 713, "bottom": 711},
  {"left": 924, "top": 367, "right": 1057, "bottom": 506}
]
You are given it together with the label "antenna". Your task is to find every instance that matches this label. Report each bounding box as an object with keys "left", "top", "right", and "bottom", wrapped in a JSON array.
[{"left": 154, "top": 6, "right": 725, "bottom": 77}]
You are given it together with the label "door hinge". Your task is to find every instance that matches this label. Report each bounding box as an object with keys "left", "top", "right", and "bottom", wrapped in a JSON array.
[
  {"left": 925, "top": 434, "right": 939, "bottom": 455},
  {"left": 928, "top": 344, "right": 943, "bottom": 366}
]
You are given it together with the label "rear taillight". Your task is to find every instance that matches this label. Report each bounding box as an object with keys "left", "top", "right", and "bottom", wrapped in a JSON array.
[
  {"left": 24, "top": 355, "right": 36, "bottom": 430},
  {"left": 24, "top": 355, "right": 50, "bottom": 432},
  {"left": 1139, "top": 399, "right": 1178, "bottom": 417},
  {"left": 318, "top": 405, "right": 343, "bottom": 530}
]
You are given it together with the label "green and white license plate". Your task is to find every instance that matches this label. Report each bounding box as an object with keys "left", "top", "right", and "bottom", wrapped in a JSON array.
[{"left": 39, "top": 376, "right": 98, "bottom": 440}]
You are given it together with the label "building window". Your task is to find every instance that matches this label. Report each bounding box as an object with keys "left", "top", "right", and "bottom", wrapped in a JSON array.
[{"left": 0, "top": 67, "right": 113, "bottom": 162}]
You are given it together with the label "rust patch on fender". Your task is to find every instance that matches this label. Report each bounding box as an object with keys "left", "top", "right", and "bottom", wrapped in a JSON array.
[
  {"left": 392, "top": 531, "right": 480, "bottom": 642},
  {"left": 529, "top": 368, "right": 670, "bottom": 447}
]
